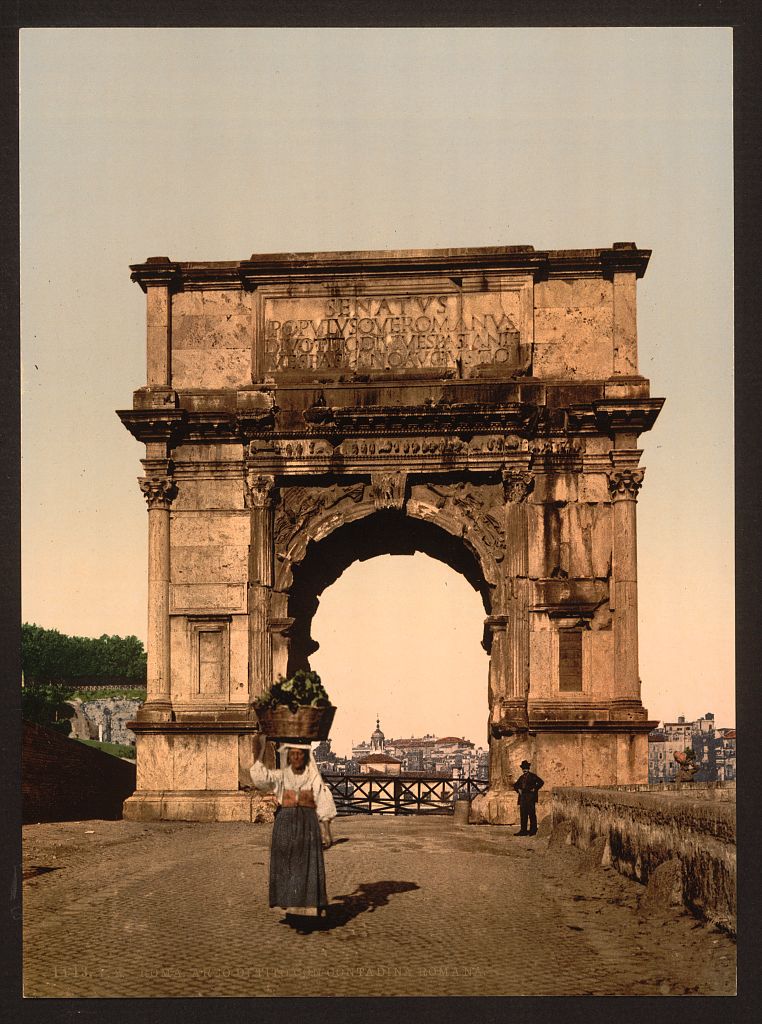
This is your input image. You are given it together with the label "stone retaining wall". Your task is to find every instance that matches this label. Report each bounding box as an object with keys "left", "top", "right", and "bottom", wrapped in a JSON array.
[
  {"left": 551, "top": 783, "right": 736, "bottom": 934},
  {"left": 23, "top": 721, "right": 136, "bottom": 823}
]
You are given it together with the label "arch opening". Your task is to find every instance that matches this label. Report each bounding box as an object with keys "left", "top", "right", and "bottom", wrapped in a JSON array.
[
  {"left": 309, "top": 551, "right": 490, "bottom": 760},
  {"left": 285, "top": 511, "right": 493, "bottom": 677}
]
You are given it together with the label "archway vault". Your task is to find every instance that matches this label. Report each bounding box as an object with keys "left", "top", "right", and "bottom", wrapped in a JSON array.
[{"left": 280, "top": 501, "right": 495, "bottom": 676}]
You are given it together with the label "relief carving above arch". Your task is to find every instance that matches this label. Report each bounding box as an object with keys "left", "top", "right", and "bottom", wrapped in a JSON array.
[
  {"left": 274, "top": 483, "right": 370, "bottom": 590},
  {"left": 406, "top": 481, "right": 505, "bottom": 589},
  {"left": 273, "top": 477, "right": 506, "bottom": 594}
]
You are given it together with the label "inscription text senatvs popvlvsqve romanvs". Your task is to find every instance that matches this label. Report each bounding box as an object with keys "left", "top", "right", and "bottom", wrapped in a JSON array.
[{"left": 261, "top": 292, "right": 523, "bottom": 372}]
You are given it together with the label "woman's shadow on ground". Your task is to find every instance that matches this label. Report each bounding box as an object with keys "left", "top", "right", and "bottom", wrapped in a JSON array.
[{"left": 282, "top": 880, "right": 420, "bottom": 933}]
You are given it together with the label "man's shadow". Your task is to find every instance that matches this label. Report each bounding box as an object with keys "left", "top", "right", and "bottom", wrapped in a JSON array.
[{"left": 282, "top": 880, "right": 419, "bottom": 933}]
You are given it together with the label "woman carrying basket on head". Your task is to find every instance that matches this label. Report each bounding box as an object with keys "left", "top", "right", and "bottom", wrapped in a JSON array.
[{"left": 250, "top": 734, "right": 337, "bottom": 923}]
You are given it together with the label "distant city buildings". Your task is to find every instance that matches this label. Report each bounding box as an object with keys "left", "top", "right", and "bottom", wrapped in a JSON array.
[
  {"left": 320, "top": 717, "right": 488, "bottom": 779},
  {"left": 648, "top": 712, "right": 736, "bottom": 783}
]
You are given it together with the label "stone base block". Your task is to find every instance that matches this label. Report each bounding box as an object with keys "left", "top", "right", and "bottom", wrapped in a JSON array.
[
  {"left": 469, "top": 790, "right": 520, "bottom": 825},
  {"left": 123, "top": 790, "right": 276, "bottom": 823}
]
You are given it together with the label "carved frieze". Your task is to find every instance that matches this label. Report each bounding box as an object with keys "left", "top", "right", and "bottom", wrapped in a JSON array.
[
  {"left": 248, "top": 438, "right": 335, "bottom": 460},
  {"left": 530, "top": 439, "right": 582, "bottom": 456},
  {"left": 423, "top": 481, "right": 506, "bottom": 564},
  {"left": 370, "top": 472, "right": 407, "bottom": 510},
  {"left": 607, "top": 468, "right": 644, "bottom": 500},
  {"left": 274, "top": 482, "right": 366, "bottom": 553},
  {"left": 529, "top": 438, "right": 583, "bottom": 473}
]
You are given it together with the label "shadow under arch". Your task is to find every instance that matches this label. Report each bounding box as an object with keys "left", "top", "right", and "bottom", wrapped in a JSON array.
[{"left": 285, "top": 510, "right": 492, "bottom": 675}]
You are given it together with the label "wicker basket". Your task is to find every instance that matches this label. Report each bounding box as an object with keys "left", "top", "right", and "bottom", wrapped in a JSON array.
[{"left": 254, "top": 704, "right": 336, "bottom": 741}]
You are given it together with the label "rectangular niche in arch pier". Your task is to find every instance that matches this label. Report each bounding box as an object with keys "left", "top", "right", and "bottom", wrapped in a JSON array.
[{"left": 188, "top": 615, "right": 232, "bottom": 701}]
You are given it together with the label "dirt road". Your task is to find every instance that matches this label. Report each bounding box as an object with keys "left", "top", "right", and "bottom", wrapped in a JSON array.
[{"left": 22, "top": 815, "right": 735, "bottom": 997}]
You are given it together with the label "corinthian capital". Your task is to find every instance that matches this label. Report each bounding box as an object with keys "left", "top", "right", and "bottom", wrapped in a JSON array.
[
  {"left": 139, "top": 475, "right": 177, "bottom": 510},
  {"left": 244, "top": 472, "right": 275, "bottom": 509},
  {"left": 608, "top": 468, "right": 644, "bottom": 501},
  {"left": 502, "top": 469, "right": 533, "bottom": 503}
]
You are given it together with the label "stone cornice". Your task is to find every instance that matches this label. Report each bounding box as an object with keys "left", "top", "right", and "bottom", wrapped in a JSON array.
[
  {"left": 127, "top": 719, "right": 263, "bottom": 734},
  {"left": 238, "top": 244, "right": 650, "bottom": 284},
  {"left": 117, "top": 409, "right": 187, "bottom": 444},
  {"left": 129, "top": 257, "right": 183, "bottom": 293},
  {"left": 527, "top": 720, "right": 661, "bottom": 734},
  {"left": 130, "top": 245, "right": 651, "bottom": 293},
  {"left": 593, "top": 398, "right": 664, "bottom": 435},
  {"left": 118, "top": 395, "right": 664, "bottom": 456},
  {"left": 320, "top": 401, "right": 537, "bottom": 434}
]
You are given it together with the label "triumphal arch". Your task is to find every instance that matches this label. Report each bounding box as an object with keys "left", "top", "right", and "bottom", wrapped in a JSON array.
[{"left": 119, "top": 243, "right": 663, "bottom": 822}]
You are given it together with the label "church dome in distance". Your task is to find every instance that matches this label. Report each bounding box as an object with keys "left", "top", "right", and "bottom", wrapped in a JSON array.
[{"left": 370, "top": 717, "right": 385, "bottom": 751}]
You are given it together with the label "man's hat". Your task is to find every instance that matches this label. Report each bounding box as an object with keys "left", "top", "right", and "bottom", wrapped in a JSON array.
[{"left": 520, "top": 760, "right": 531, "bottom": 769}]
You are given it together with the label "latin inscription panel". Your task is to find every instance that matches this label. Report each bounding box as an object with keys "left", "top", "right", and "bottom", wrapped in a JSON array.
[{"left": 256, "top": 284, "right": 531, "bottom": 377}]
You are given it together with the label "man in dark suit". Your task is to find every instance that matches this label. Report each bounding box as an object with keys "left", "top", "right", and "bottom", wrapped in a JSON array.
[{"left": 513, "top": 759, "right": 544, "bottom": 836}]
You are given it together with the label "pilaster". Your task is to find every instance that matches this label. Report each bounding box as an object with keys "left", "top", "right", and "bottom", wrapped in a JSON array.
[
  {"left": 608, "top": 466, "right": 644, "bottom": 703},
  {"left": 244, "top": 471, "right": 275, "bottom": 701},
  {"left": 137, "top": 460, "right": 177, "bottom": 721}
]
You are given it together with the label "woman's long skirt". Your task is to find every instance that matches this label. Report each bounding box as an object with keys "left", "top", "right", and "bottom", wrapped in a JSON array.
[{"left": 269, "top": 806, "right": 327, "bottom": 914}]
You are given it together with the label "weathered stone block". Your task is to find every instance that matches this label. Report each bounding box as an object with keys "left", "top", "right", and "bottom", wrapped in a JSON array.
[
  {"left": 572, "top": 277, "right": 612, "bottom": 307},
  {"left": 229, "top": 615, "right": 249, "bottom": 699},
  {"left": 172, "top": 349, "right": 251, "bottom": 389},
  {"left": 170, "top": 583, "right": 246, "bottom": 613},
  {"left": 172, "top": 479, "right": 246, "bottom": 512},
  {"left": 173, "top": 734, "right": 207, "bottom": 789},
  {"left": 534, "top": 279, "right": 573, "bottom": 308},
  {"left": 533, "top": 334, "right": 614, "bottom": 380},
  {"left": 203, "top": 288, "right": 252, "bottom": 317},
  {"left": 590, "top": 632, "right": 615, "bottom": 696},
  {"left": 578, "top": 473, "right": 610, "bottom": 503},
  {"left": 529, "top": 631, "right": 553, "bottom": 698},
  {"left": 122, "top": 793, "right": 165, "bottom": 821},
  {"left": 535, "top": 733, "right": 584, "bottom": 788},
  {"left": 206, "top": 735, "right": 238, "bottom": 789},
  {"left": 616, "top": 733, "right": 648, "bottom": 783},
  {"left": 173, "top": 313, "right": 251, "bottom": 351},
  {"left": 171, "top": 512, "right": 249, "bottom": 548},
  {"left": 171, "top": 545, "right": 248, "bottom": 584},
  {"left": 136, "top": 734, "right": 173, "bottom": 790},
  {"left": 568, "top": 504, "right": 613, "bottom": 578},
  {"left": 531, "top": 471, "right": 579, "bottom": 504},
  {"left": 172, "top": 290, "right": 204, "bottom": 317}
]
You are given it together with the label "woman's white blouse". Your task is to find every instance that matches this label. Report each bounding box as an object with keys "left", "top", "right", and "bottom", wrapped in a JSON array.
[{"left": 249, "top": 761, "right": 337, "bottom": 822}]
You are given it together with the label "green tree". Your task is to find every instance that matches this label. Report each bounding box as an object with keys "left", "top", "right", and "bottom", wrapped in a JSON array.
[
  {"left": 21, "top": 681, "right": 74, "bottom": 734},
  {"left": 22, "top": 623, "right": 147, "bottom": 686}
]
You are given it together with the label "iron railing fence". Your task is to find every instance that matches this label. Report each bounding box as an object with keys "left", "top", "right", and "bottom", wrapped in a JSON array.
[{"left": 322, "top": 773, "right": 489, "bottom": 815}]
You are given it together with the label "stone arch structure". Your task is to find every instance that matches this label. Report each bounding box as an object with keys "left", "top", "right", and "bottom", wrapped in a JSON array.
[{"left": 119, "top": 243, "right": 664, "bottom": 821}]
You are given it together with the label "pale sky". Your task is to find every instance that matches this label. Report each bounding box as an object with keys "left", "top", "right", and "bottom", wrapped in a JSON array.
[{"left": 20, "top": 28, "right": 734, "bottom": 757}]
